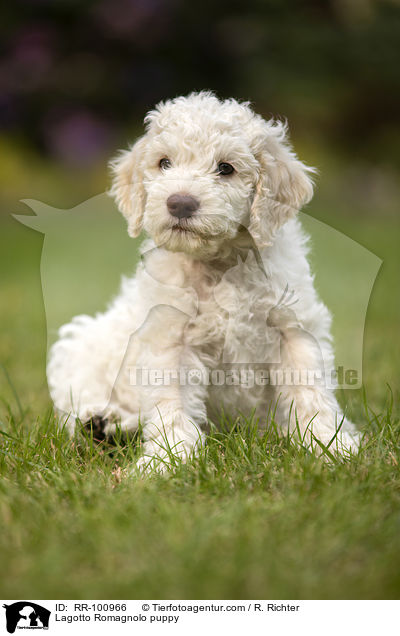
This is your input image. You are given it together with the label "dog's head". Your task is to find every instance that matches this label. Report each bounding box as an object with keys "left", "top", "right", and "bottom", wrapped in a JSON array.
[{"left": 110, "top": 92, "right": 314, "bottom": 258}]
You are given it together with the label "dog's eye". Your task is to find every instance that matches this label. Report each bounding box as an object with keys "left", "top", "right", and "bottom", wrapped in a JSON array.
[
  {"left": 159, "top": 158, "right": 172, "bottom": 170},
  {"left": 217, "top": 162, "right": 234, "bottom": 176}
]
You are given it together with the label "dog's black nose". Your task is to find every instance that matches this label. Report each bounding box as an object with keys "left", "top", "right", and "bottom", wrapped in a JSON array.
[{"left": 167, "top": 193, "right": 200, "bottom": 219}]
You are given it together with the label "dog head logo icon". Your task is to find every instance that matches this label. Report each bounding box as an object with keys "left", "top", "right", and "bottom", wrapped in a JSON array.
[{"left": 2, "top": 602, "right": 51, "bottom": 633}]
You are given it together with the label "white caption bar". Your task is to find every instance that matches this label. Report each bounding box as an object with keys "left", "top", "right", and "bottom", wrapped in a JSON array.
[{"left": 1, "top": 600, "right": 398, "bottom": 635}]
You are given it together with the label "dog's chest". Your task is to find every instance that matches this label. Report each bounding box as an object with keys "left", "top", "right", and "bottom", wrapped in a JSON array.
[{"left": 185, "top": 257, "right": 277, "bottom": 364}]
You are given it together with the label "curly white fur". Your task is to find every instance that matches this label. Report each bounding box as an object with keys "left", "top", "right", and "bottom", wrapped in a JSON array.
[{"left": 48, "top": 92, "right": 360, "bottom": 470}]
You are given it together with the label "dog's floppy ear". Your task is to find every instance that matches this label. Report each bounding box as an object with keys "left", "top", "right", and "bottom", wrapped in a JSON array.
[
  {"left": 109, "top": 136, "right": 147, "bottom": 238},
  {"left": 249, "top": 120, "right": 315, "bottom": 246}
]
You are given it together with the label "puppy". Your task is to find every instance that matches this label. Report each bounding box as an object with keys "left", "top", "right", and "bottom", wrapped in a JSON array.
[{"left": 48, "top": 92, "right": 360, "bottom": 470}]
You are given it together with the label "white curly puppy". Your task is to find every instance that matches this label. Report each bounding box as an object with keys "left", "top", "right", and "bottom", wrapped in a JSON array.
[{"left": 48, "top": 92, "right": 360, "bottom": 469}]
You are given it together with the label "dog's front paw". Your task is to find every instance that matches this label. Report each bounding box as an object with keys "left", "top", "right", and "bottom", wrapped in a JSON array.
[
  {"left": 309, "top": 424, "right": 361, "bottom": 457},
  {"left": 134, "top": 452, "right": 171, "bottom": 475},
  {"left": 332, "top": 429, "right": 361, "bottom": 453},
  {"left": 134, "top": 442, "right": 185, "bottom": 475},
  {"left": 133, "top": 432, "right": 201, "bottom": 476}
]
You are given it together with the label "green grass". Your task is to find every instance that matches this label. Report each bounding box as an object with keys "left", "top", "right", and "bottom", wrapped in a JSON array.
[
  {"left": 1, "top": 143, "right": 399, "bottom": 599},
  {"left": 0, "top": 396, "right": 399, "bottom": 599}
]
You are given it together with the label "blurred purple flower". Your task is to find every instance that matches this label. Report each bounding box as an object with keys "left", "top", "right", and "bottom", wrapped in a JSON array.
[
  {"left": 7, "top": 25, "right": 55, "bottom": 91},
  {"left": 92, "top": 0, "right": 174, "bottom": 45},
  {"left": 43, "top": 110, "right": 113, "bottom": 166}
]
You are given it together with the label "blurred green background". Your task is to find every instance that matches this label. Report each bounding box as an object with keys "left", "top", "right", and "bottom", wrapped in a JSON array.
[{"left": 0, "top": 0, "right": 399, "bottom": 416}]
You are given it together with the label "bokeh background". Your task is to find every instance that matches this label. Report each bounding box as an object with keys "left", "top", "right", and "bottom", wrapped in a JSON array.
[
  {"left": 0, "top": 0, "right": 399, "bottom": 415},
  {"left": 1, "top": 0, "right": 400, "bottom": 167}
]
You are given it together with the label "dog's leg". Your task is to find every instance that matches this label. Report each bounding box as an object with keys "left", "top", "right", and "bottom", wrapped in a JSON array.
[
  {"left": 131, "top": 304, "right": 208, "bottom": 473},
  {"left": 271, "top": 324, "right": 360, "bottom": 454}
]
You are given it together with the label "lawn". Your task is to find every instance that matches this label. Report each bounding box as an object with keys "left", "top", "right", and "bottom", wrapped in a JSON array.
[{"left": 0, "top": 144, "right": 399, "bottom": 599}]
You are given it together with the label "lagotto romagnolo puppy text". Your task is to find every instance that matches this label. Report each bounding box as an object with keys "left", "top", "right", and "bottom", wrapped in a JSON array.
[{"left": 48, "top": 92, "right": 360, "bottom": 470}]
